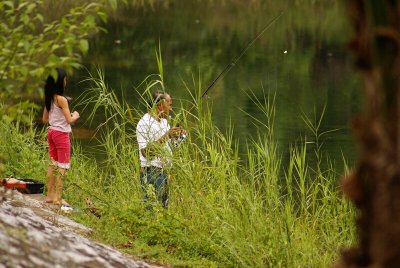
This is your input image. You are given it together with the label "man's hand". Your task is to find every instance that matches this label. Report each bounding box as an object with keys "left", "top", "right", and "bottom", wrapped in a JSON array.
[{"left": 168, "top": 127, "right": 183, "bottom": 139}]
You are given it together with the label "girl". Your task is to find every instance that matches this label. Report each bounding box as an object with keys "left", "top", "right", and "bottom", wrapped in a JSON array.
[{"left": 42, "top": 68, "right": 80, "bottom": 204}]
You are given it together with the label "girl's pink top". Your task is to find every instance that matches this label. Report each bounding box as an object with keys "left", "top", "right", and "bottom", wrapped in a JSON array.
[{"left": 49, "top": 101, "right": 71, "bottom": 133}]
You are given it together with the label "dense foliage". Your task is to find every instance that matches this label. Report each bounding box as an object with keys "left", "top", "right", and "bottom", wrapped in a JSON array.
[{"left": 0, "top": 0, "right": 110, "bottom": 123}]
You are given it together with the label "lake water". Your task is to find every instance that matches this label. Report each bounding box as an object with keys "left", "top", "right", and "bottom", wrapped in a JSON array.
[{"left": 68, "top": 1, "right": 361, "bottom": 170}]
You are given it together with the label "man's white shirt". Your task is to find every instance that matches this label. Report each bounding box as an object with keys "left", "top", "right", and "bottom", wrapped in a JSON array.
[{"left": 136, "top": 113, "right": 172, "bottom": 168}]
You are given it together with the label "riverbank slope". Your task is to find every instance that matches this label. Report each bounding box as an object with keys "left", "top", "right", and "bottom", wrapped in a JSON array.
[{"left": 0, "top": 187, "right": 162, "bottom": 268}]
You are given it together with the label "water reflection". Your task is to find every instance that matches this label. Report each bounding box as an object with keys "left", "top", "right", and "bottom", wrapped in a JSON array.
[{"left": 69, "top": 1, "right": 361, "bottom": 169}]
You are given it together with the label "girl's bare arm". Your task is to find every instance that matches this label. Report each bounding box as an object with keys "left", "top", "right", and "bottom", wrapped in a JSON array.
[{"left": 57, "top": 96, "right": 80, "bottom": 124}]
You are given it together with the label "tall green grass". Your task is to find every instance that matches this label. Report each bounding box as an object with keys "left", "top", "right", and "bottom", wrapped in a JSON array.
[
  {"left": 0, "top": 66, "right": 356, "bottom": 267},
  {"left": 0, "top": 113, "right": 47, "bottom": 180}
]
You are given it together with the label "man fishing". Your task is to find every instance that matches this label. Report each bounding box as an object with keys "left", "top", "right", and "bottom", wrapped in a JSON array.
[{"left": 136, "top": 90, "right": 186, "bottom": 208}]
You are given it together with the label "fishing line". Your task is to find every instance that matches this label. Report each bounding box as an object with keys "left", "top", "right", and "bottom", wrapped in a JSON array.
[{"left": 201, "top": 11, "right": 284, "bottom": 98}]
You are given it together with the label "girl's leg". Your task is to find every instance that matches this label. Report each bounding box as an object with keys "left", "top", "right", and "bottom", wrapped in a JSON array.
[
  {"left": 45, "top": 165, "right": 56, "bottom": 203},
  {"left": 47, "top": 129, "right": 58, "bottom": 203},
  {"left": 53, "top": 167, "right": 66, "bottom": 205},
  {"left": 52, "top": 131, "right": 70, "bottom": 205}
]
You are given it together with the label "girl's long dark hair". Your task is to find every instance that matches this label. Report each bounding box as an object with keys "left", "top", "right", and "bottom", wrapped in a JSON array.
[{"left": 44, "top": 68, "right": 67, "bottom": 112}]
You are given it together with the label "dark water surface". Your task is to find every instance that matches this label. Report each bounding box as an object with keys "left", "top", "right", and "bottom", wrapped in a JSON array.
[{"left": 69, "top": 1, "right": 361, "bottom": 170}]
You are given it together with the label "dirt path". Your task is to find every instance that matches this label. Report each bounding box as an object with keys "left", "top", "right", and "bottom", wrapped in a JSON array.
[{"left": 0, "top": 187, "right": 162, "bottom": 268}]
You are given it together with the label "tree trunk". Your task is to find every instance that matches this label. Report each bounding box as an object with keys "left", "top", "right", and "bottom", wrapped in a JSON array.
[{"left": 337, "top": 1, "right": 400, "bottom": 267}]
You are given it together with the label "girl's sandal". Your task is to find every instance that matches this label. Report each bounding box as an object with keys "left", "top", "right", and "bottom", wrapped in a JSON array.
[{"left": 61, "top": 199, "right": 70, "bottom": 206}]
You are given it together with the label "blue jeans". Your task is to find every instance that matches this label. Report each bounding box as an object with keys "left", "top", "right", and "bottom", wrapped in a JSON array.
[{"left": 139, "top": 166, "right": 168, "bottom": 208}]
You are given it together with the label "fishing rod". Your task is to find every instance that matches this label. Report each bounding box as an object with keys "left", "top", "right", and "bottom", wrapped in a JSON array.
[{"left": 201, "top": 11, "right": 284, "bottom": 98}]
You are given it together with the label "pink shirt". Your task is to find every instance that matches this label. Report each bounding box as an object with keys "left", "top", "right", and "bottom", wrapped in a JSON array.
[{"left": 49, "top": 101, "right": 72, "bottom": 133}]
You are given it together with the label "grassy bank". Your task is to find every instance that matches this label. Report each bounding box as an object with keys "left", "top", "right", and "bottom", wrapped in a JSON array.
[{"left": 0, "top": 71, "right": 356, "bottom": 267}]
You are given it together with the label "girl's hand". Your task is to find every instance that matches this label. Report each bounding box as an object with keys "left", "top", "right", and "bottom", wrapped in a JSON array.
[{"left": 71, "top": 111, "right": 80, "bottom": 120}]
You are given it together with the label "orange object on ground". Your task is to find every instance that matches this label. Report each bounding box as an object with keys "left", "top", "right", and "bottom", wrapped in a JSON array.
[{"left": 2, "top": 177, "right": 44, "bottom": 194}]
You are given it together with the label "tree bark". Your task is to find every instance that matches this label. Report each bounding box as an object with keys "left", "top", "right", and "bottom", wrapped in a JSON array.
[{"left": 337, "top": 1, "right": 400, "bottom": 267}]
